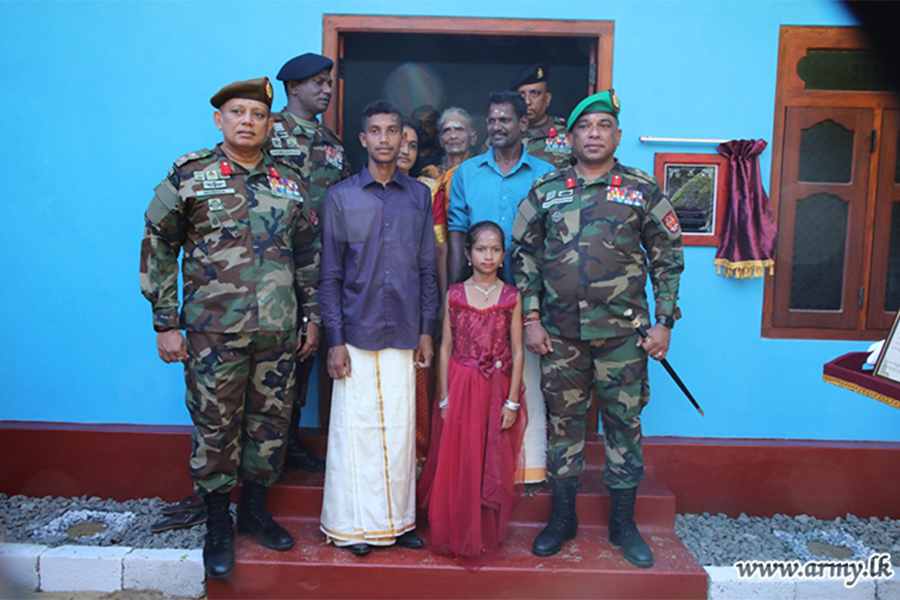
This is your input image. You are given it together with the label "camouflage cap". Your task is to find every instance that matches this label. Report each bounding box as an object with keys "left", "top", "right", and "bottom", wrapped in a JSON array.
[
  {"left": 567, "top": 89, "right": 620, "bottom": 130},
  {"left": 510, "top": 62, "right": 549, "bottom": 90},
  {"left": 276, "top": 53, "right": 333, "bottom": 82},
  {"left": 210, "top": 77, "right": 274, "bottom": 109}
]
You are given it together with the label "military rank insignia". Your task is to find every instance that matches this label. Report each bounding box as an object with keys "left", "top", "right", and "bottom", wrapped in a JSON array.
[
  {"left": 309, "top": 208, "right": 319, "bottom": 226},
  {"left": 663, "top": 211, "right": 680, "bottom": 233},
  {"left": 325, "top": 146, "right": 343, "bottom": 169},
  {"left": 544, "top": 131, "right": 571, "bottom": 154},
  {"left": 268, "top": 176, "right": 303, "bottom": 202},
  {"left": 606, "top": 187, "right": 643, "bottom": 207}
]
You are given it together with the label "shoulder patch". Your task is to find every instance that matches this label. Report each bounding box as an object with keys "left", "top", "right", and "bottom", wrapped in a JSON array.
[
  {"left": 270, "top": 153, "right": 304, "bottom": 177},
  {"left": 318, "top": 125, "right": 344, "bottom": 148},
  {"left": 533, "top": 169, "right": 566, "bottom": 189},
  {"left": 620, "top": 165, "right": 657, "bottom": 186},
  {"left": 174, "top": 148, "right": 213, "bottom": 168}
]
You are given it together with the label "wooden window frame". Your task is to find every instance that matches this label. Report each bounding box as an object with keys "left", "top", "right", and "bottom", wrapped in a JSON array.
[
  {"left": 320, "top": 15, "right": 615, "bottom": 137},
  {"left": 762, "top": 26, "right": 900, "bottom": 340},
  {"left": 653, "top": 152, "right": 729, "bottom": 247}
]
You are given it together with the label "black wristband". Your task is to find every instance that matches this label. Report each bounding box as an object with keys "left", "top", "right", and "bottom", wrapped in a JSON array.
[{"left": 656, "top": 316, "right": 674, "bottom": 330}]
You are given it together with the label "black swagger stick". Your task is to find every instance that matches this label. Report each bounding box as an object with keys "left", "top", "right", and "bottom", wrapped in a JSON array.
[{"left": 623, "top": 309, "right": 705, "bottom": 417}]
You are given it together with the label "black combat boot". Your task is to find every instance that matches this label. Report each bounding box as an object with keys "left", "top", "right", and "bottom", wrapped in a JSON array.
[
  {"left": 202, "top": 491, "right": 235, "bottom": 579},
  {"left": 284, "top": 357, "right": 325, "bottom": 473},
  {"left": 532, "top": 476, "right": 580, "bottom": 557},
  {"left": 237, "top": 480, "right": 294, "bottom": 551},
  {"left": 284, "top": 435, "right": 326, "bottom": 472},
  {"left": 608, "top": 486, "right": 654, "bottom": 568}
]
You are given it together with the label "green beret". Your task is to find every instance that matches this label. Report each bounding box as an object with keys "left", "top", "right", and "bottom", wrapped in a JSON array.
[
  {"left": 210, "top": 77, "right": 274, "bottom": 109},
  {"left": 567, "top": 89, "right": 620, "bottom": 130}
]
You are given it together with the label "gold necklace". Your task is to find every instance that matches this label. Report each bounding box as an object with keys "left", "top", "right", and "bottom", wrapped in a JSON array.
[{"left": 470, "top": 280, "right": 501, "bottom": 300}]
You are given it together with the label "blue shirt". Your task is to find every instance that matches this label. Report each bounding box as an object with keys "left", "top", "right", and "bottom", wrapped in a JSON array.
[
  {"left": 448, "top": 146, "right": 555, "bottom": 281},
  {"left": 319, "top": 167, "right": 438, "bottom": 351}
]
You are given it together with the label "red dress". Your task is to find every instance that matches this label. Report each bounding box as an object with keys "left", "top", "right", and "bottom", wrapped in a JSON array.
[{"left": 417, "top": 282, "right": 527, "bottom": 569}]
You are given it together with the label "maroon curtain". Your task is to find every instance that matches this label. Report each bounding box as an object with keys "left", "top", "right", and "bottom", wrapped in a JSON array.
[{"left": 714, "top": 139, "right": 777, "bottom": 278}]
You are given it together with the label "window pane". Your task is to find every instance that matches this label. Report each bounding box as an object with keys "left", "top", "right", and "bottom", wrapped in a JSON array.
[
  {"left": 885, "top": 202, "right": 900, "bottom": 312},
  {"left": 798, "top": 50, "right": 896, "bottom": 91},
  {"left": 790, "top": 193, "right": 847, "bottom": 311},
  {"left": 798, "top": 120, "right": 853, "bottom": 183},
  {"left": 666, "top": 164, "right": 716, "bottom": 233}
]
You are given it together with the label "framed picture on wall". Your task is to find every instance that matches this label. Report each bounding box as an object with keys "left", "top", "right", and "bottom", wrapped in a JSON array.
[
  {"left": 654, "top": 153, "right": 729, "bottom": 246},
  {"left": 874, "top": 311, "right": 900, "bottom": 384}
]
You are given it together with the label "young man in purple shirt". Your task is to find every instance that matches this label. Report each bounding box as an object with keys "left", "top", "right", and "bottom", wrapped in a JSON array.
[{"left": 318, "top": 100, "right": 438, "bottom": 556}]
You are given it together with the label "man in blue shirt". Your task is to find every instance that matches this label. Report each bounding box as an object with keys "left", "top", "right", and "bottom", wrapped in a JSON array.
[{"left": 447, "top": 91, "right": 555, "bottom": 284}]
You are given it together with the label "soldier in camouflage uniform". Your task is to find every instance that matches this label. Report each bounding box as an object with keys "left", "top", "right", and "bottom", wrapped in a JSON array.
[
  {"left": 140, "top": 78, "right": 320, "bottom": 579},
  {"left": 511, "top": 62, "right": 572, "bottom": 171},
  {"left": 271, "top": 53, "right": 351, "bottom": 472},
  {"left": 511, "top": 90, "right": 683, "bottom": 568}
]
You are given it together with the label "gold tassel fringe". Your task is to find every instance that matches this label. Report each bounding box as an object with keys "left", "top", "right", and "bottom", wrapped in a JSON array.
[
  {"left": 823, "top": 375, "right": 900, "bottom": 411},
  {"left": 714, "top": 258, "right": 775, "bottom": 279}
]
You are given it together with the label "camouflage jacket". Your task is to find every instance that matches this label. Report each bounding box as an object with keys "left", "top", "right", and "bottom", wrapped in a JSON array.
[
  {"left": 511, "top": 161, "right": 684, "bottom": 340},
  {"left": 140, "top": 144, "right": 320, "bottom": 333},
  {"left": 523, "top": 115, "right": 572, "bottom": 171},
  {"left": 268, "top": 109, "right": 350, "bottom": 214}
]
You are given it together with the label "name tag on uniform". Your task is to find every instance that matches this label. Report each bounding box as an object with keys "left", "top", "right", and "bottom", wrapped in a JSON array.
[
  {"left": 542, "top": 189, "right": 574, "bottom": 209},
  {"left": 325, "top": 146, "right": 343, "bottom": 168},
  {"left": 606, "top": 187, "right": 643, "bottom": 207},
  {"left": 197, "top": 188, "right": 234, "bottom": 197},
  {"left": 270, "top": 149, "right": 303, "bottom": 156},
  {"left": 268, "top": 175, "right": 303, "bottom": 202}
]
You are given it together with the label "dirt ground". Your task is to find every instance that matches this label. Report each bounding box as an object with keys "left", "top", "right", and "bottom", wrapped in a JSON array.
[{"left": 2, "top": 587, "right": 203, "bottom": 600}]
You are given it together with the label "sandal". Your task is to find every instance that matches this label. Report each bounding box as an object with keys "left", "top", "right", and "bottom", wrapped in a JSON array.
[
  {"left": 161, "top": 495, "right": 204, "bottom": 515},
  {"left": 151, "top": 507, "right": 207, "bottom": 533}
]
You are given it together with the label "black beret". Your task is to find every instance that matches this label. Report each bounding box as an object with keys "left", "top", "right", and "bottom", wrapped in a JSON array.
[
  {"left": 276, "top": 53, "right": 334, "bottom": 82},
  {"left": 210, "top": 77, "right": 274, "bottom": 109},
  {"left": 509, "top": 62, "right": 549, "bottom": 90}
]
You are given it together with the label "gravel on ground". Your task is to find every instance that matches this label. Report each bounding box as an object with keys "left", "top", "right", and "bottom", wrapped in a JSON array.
[{"left": 1, "top": 493, "right": 898, "bottom": 568}]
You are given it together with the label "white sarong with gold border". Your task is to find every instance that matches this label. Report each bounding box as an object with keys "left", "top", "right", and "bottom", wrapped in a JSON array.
[
  {"left": 517, "top": 348, "right": 548, "bottom": 483},
  {"left": 320, "top": 344, "right": 416, "bottom": 546}
]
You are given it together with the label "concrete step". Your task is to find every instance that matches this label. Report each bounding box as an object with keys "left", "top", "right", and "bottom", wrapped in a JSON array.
[
  {"left": 268, "top": 467, "right": 675, "bottom": 529},
  {"left": 207, "top": 517, "right": 707, "bottom": 599}
]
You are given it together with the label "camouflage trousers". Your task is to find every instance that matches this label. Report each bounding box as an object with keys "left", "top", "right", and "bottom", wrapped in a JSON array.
[
  {"left": 184, "top": 330, "right": 297, "bottom": 494},
  {"left": 541, "top": 333, "right": 649, "bottom": 489}
]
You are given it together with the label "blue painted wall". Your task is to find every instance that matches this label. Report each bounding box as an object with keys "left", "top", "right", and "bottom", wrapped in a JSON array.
[{"left": 2, "top": 1, "right": 897, "bottom": 442}]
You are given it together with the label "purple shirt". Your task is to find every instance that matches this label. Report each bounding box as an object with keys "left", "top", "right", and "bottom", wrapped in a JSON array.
[{"left": 319, "top": 166, "right": 438, "bottom": 351}]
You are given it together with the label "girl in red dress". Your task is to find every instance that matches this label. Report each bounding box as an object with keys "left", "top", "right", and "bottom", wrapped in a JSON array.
[{"left": 417, "top": 220, "right": 527, "bottom": 569}]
